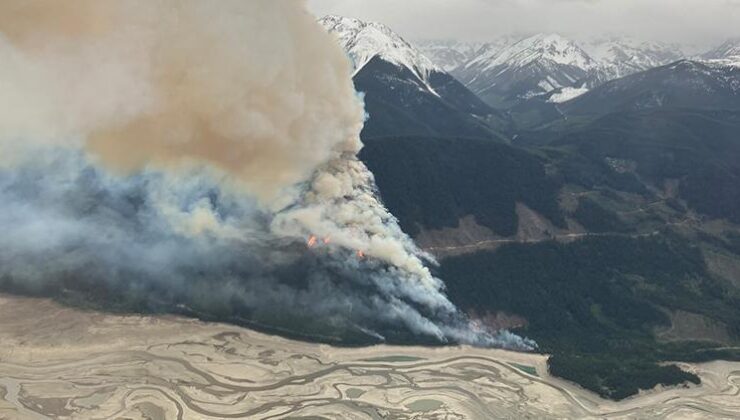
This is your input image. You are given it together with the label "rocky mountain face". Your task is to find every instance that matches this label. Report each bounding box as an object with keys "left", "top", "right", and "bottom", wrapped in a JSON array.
[
  {"left": 585, "top": 38, "right": 685, "bottom": 80},
  {"left": 320, "top": 15, "right": 510, "bottom": 139},
  {"left": 703, "top": 38, "right": 740, "bottom": 66},
  {"left": 562, "top": 59, "right": 740, "bottom": 116},
  {"left": 415, "top": 39, "right": 485, "bottom": 72},
  {"left": 319, "top": 15, "right": 440, "bottom": 83},
  {"left": 454, "top": 33, "right": 598, "bottom": 108},
  {"left": 387, "top": 33, "right": 740, "bottom": 111},
  {"left": 704, "top": 38, "right": 740, "bottom": 58}
]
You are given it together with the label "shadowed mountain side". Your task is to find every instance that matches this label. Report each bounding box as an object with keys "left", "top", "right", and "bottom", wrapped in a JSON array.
[
  {"left": 440, "top": 234, "right": 740, "bottom": 400},
  {"left": 359, "top": 135, "right": 565, "bottom": 237},
  {"left": 561, "top": 60, "right": 740, "bottom": 116},
  {"left": 356, "top": 57, "right": 510, "bottom": 140},
  {"left": 544, "top": 109, "right": 740, "bottom": 223}
]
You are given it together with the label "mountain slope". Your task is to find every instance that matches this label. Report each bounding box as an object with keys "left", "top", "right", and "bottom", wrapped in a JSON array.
[
  {"left": 320, "top": 15, "right": 509, "bottom": 139},
  {"left": 324, "top": 17, "right": 740, "bottom": 400},
  {"left": 319, "top": 15, "right": 439, "bottom": 83},
  {"left": 704, "top": 38, "right": 740, "bottom": 60},
  {"left": 554, "top": 109, "right": 740, "bottom": 222},
  {"left": 416, "top": 39, "right": 484, "bottom": 72},
  {"left": 586, "top": 38, "right": 684, "bottom": 80},
  {"left": 359, "top": 135, "right": 565, "bottom": 237},
  {"left": 562, "top": 60, "right": 740, "bottom": 116},
  {"left": 359, "top": 108, "right": 740, "bottom": 401},
  {"left": 354, "top": 37, "right": 740, "bottom": 402},
  {"left": 456, "top": 33, "right": 598, "bottom": 108}
]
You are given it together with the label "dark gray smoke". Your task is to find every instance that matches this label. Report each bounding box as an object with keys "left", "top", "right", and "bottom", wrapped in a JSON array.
[{"left": 0, "top": 0, "right": 534, "bottom": 349}]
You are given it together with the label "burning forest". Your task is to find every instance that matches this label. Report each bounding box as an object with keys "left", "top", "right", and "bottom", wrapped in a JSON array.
[{"left": 0, "top": 0, "right": 534, "bottom": 350}]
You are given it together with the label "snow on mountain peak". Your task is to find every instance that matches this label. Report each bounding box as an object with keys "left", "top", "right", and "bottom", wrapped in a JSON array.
[
  {"left": 453, "top": 33, "right": 599, "bottom": 106},
  {"left": 703, "top": 38, "right": 740, "bottom": 66},
  {"left": 476, "top": 33, "right": 596, "bottom": 71},
  {"left": 585, "top": 38, "right": 684, "bottom": 79},
  {"left": 319, "top": 15, "right": 440, "bottom": 82},
  {"left": 416, "top": 39, "right": 485, "bottom": 72}
]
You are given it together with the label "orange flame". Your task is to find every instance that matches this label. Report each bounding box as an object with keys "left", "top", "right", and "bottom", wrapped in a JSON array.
[
  {"left": 307, "top": 235, "right": 317, "bottom": 247},
  {"left": 357, "top": 250, "right": 365, "bottom": 258},
  {"left": 323, "top": 236, "right": 331, "bottom": 245}
]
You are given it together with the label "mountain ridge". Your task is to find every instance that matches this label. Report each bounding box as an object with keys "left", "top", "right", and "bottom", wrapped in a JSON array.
[{"left": 320, "top": 15, "right": 511, "bottom": 139}]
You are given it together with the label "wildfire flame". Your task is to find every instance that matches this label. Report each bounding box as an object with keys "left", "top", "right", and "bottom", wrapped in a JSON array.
[
  {"left": 307, "top": 234, "right": 363, "bottom": 259},
  {"left": 307, "top": 235, "right": 317, "bottom": 248}
]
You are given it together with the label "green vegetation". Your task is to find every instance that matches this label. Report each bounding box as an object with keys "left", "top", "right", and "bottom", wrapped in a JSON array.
[
  {"left": 354, "top": 65, "right": 740, "bottom": 401},
  {"left": 548, "top": 355, "right": 699, "bottom": 400},
  {"left": 573, "top": 197, "right": 630, "bottom": 233},
  {"left": 360, "top": 135, "right": 565, "bottom": 236},
  {"left": 547, "top": 110, "right": 740, "bottom": 223},
  {"left": 439, "top": 234, "right": 740, "bottom": 400},
  {"left": 724, "top": 231, "right": 740, "bottom": 255},
  {"left": 356, "top": 106, "right": 740, "bottom": 400}
]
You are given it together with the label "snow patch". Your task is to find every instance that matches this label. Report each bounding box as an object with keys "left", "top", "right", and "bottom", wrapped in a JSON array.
[
  {"left": 416, "top": 39, "right": 485, "bottom": 72},
  {"left": 319, "top": 15, "right": 440, "bottom": 86},
  {"left": 475, "top": 33, "right": 596, "bottom": 72},
  {"left": 548, "top": 87, "right": 589, "bottom": 103},
  {"left": 585, "top": 37, "right": 684, "bottom": 80}
]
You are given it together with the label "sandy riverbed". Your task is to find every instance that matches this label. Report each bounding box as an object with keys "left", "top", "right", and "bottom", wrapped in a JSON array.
[{"left": 0, "top": 295, "right": 737, "bottom": 419}]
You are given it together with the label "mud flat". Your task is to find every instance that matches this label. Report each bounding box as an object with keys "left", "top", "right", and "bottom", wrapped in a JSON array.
[{"left": 0, "top": 295, "right": 737, "bottom": 419}]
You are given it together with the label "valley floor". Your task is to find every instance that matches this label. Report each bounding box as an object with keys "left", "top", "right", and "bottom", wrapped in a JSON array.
[{"left": 0, "top": 295, "right": 738, "bottom": 419}]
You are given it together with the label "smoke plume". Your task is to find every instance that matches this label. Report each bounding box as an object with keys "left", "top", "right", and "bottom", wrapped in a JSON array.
[{"left": 0, "top": 0, "right": 533, "bottom": 349}]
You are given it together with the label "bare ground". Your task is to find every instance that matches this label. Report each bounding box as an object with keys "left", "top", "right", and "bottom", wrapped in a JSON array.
[{"left": 0, "top": 295, "right": 738, "bottom": 419}]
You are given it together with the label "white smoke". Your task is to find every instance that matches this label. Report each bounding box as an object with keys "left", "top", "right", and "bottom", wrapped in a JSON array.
[{"left": 0, "top": 0, "right": 533, "bottom": 349}]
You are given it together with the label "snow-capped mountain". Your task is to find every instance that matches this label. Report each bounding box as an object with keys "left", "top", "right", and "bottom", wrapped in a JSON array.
[
  {"left": 319, "top": 15, "right": 510, "bottom": 139},
  {"left": 416, "top": 37, "right": 521, "bottom": 72},
  {"left": 703, "top": 38, "right": 740, "bottom": 66},
  {"left": 461, "top": 37, "right": 519, "bottom": 67},
  {"left": 415, "top": 40, "right": 485, "bottom": 72},
  {"left": 562, "top": 60, "right": 740, "bottom": 116},
  {"left": 472, "top": 33, "right": 596, "bottom": 72},
  {"left": 319, "top": 15, "right": 440, "bottom": 85},
  {"left": 456, "top": 33, "right": 598, "bottom": 108},
  {"left": 586, "top": 38, "right": 684, "bottom": 80}
]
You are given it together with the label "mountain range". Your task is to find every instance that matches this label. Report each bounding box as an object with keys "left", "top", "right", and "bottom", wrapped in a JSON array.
[
  {"left": 321, "top": 14, "right": 740, "bottom": 401},
  {"left": 703, "top": 38, "right": 740, "bottom": 63},
  {"left": 424, "top": 35, "right": 738, "bottom": 108},
  {"left": 562, "top": 59, "right": 740, "bottom": 116},
  {"left": 585, "top": 38, "right": 684, "bottom": 80},
  {"left": 322, "top": 15, "right": 740, "bottom": 130},
  {"left": 455, "top": 33, "right": 599, "bottom": 108},
  {"left": 319, "top": 15, "right": 510, "bottom": 140},
  {"left": 415, "top": 39, "right": 486, "bottom": 72}
]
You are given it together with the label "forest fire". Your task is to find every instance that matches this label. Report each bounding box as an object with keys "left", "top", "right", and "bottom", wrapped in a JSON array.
[
  {"left": 306, "top": 235, "right": 365, "bottom": 259},
  {"left": 307, "top": 236, "right": 318, "bottom": 247}
]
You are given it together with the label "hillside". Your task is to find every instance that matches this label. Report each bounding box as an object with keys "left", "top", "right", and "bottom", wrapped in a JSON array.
[
  {"left": 359, "top": 136, "right": 565, "bottom": 237},
  {"left": 322, "top": 16, "right": 740, "bottom": 401},
  {"left": 562, "top": 60, "right": 740, "bottom": 116},
  {"left": 320, "top": 15, "right": 511, "bottom": 139},
  {"left": 359, "top": 60, "right": 740, "bottom": 400}
]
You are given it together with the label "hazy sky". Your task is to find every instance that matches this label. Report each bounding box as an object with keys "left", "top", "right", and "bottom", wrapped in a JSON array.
[{"left": 308, "top": 0, "right": 740, "bottom": 50}]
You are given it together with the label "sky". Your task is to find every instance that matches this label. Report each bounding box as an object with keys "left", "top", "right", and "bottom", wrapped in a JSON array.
[{"left": 308, "top": 0, "right": 740, "bottom": 51}]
